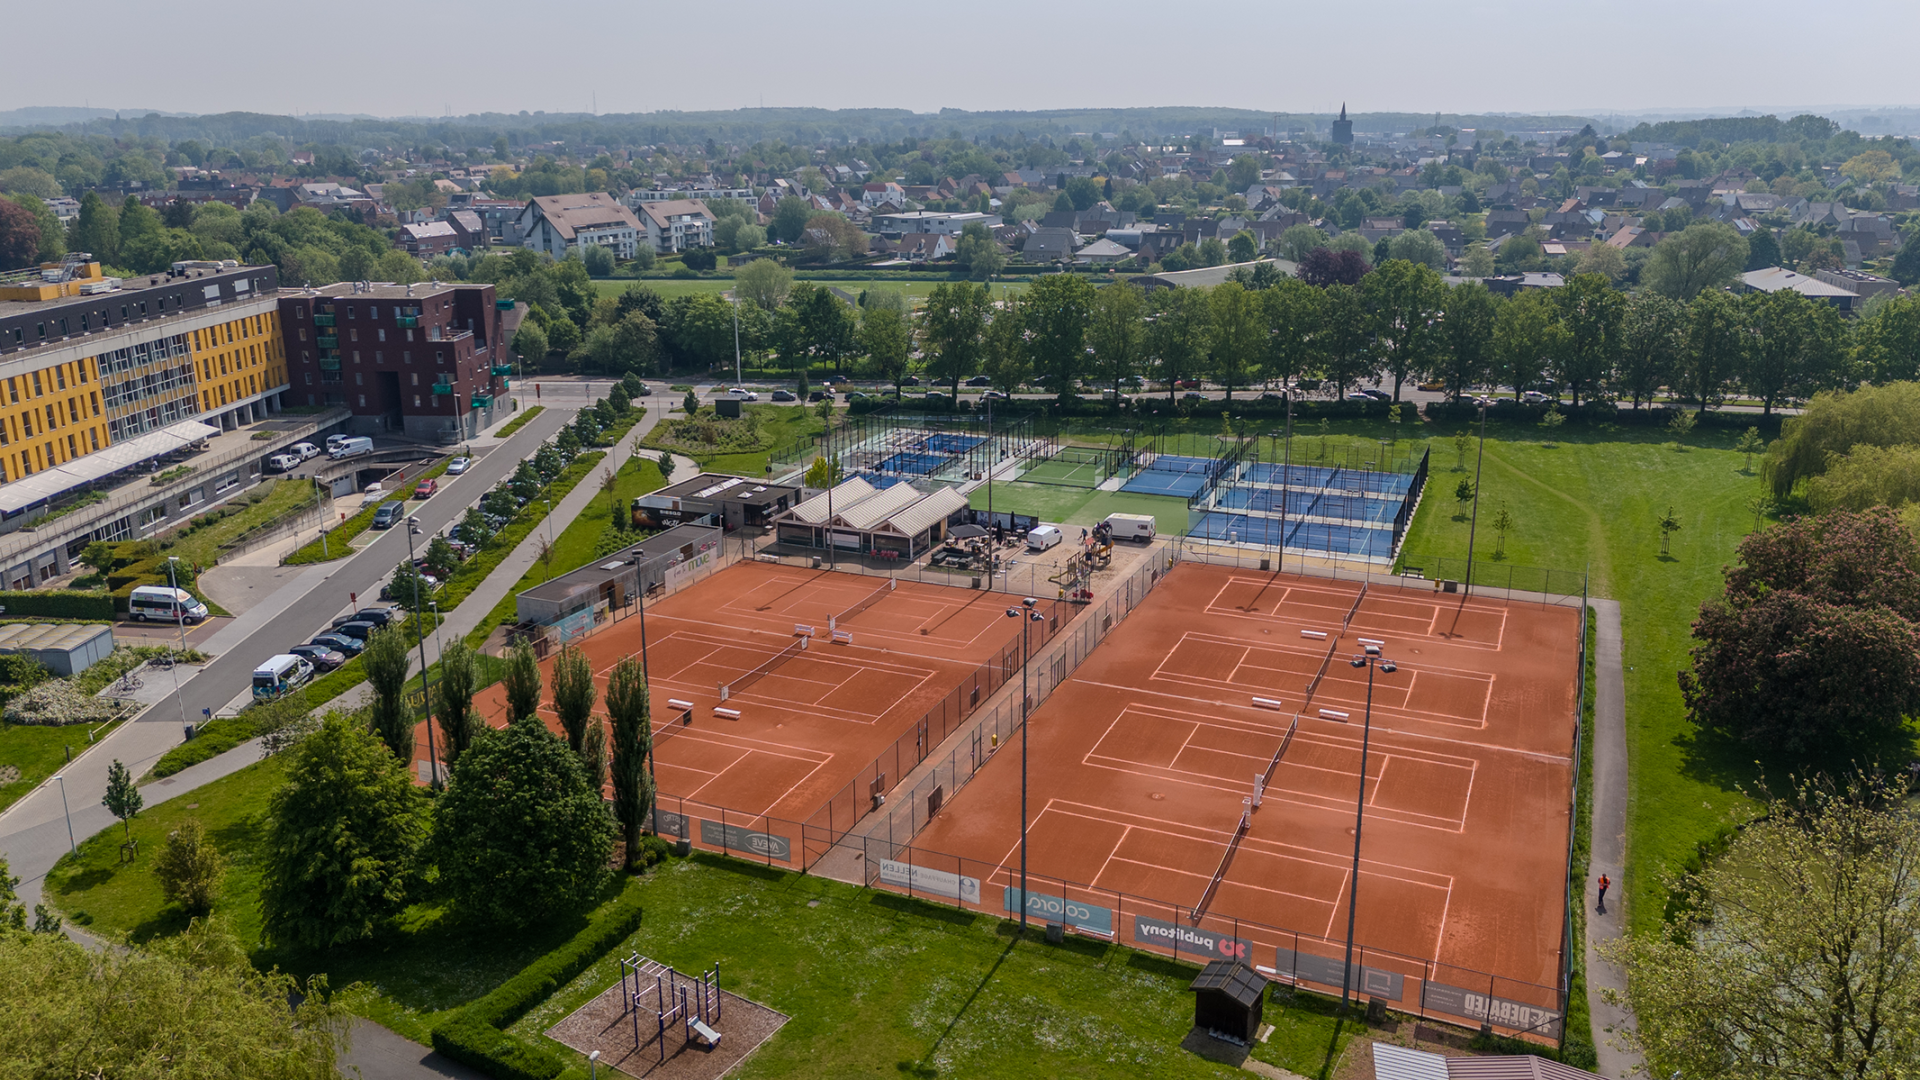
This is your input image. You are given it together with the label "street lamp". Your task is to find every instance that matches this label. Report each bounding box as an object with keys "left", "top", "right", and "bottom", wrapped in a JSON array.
[
  {"left": 51, "top": 773, "right": 75, "bottom": 854},
  {"left": 404, "top": 516, "right": 440, "bottom": 788},
  {"left": 1005, "top": 598, "right": 1047, "bottom": 932},
  {"left": 165, "top": 557, "right": 190, "bottom": 737},
  {"left": 588, "top": 1050, "right": 602, "bottom": 1080},
  {"left": 1341, "top": 642, "right": 1397, "bottom": 1012},
  {"left": 1462, "top": 398, "right": 1489, "bottom": 596}
]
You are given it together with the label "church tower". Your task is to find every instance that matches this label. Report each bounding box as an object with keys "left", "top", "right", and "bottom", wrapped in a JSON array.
[{"left": 1331, "top": 103, "right": 1354, "bottom": 146}]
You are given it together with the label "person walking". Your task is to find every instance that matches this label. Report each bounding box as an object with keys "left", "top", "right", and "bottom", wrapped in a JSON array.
[{"left": 1596, "top": 873, "right": 1611, "bottom": 914}]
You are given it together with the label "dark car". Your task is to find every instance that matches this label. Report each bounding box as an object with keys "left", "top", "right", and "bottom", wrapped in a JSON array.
[
  {"left": 900, "top": 375, "right": 920, "bottom": 386},
  {"left": 354, "top": 607, "right": 397, "bottom": 627},
  {"left": 288, "top": 644, "right": 346, "bottom": 672},
  {"left": 771, "top": 389, "right": 797, "bottom": 402},
  {"left": 372, "top": 502, "right": 405, "bottom": 530},
  {"left": 807, "top": 390, "right": 830, "bottom": 403},
  {"left": 1364, "top": 389, "right": 1391, "bottom": 402},
  {"left": 331, "top": 620, "right": 380, "bottom": 642},
  {"left": 824, "top": 374, "right": 849, "bottom": 386},
  {"left": 310, "top": 632, "right": 365, "bottom": 656},
  {"left": 631, "top": 383, "right": 652, "bottom": 396},
  {"left": 964, "top": 375, "right": 992, "bottom": 387}
]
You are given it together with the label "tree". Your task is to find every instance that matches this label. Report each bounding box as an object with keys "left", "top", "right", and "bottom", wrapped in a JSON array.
[
  {"left": 431, "top": 714, "right": 615, "bottom": 926},
  {"left": 1742, "top": 287, "right": 1844, "bottom": 415},
  {"left": 1147, "top": 285, "right": 1213, "bottom": 401},
  {"left": 102, "top": 759, "right": 142, "bottom": 840},
  {"left": 858, "top": 305, "right": 912, "bottom": 392},
  {"left": 260, "top": 714, "right": 424, "bottom": 949},
  {"left": 580, "top": 244, "right": 615, "bottom": 277},
  {"left": 1743, "top": 227, "right": 1781, "bottom": 271},
  {"left": 1493, "top": 289, "right": 1565, "bottom": 400},
  {"left": 1606, "top": 779, "right": 1920, "bottom": 1080},
  {"left": 1679, "top": 287, "right": 1745, "bottom": 414},
  {"left": 1616, "top": 292, "right": 1685, "bottom": 409},
  {"left": 1668, "top": 408, "right": 1697, "bottom": 445},
  {"left": 1733, "top": 427, "right": 1765, "bottom": 473},
  {"left": 1226, "top": 230, "right": 1259, "bottom": 263},
  {"left": 1361, "top": 260, "right": 1447, "bottom": 399},
  {"left": 1490, "top": 503, "right": 1514, "bottom": 558},
  {"left": 0, "top": 919, "right": 345, "bottom": 1078},
  {"left": 502, "top": 641, "right": 542, "bottom": 723},
  {"left": 1551, "top": 273, "right": 1623, "bottom": 407},
  {"left": 1385, "top": 229, "right": 1447, "bottom": 270},
  {"left": 1855, "top": 295, "right": 1920, "bottom": 382},
  {"left": 1065, "top": 176, "right": 1102, "bottom": 211},
  {"left": 606, "top": 655, "right": 655, "bottom": 868},
  {"left": 511, "top": 321, "right": 548, "bottom": 364},
  {"left": 773, "top": 284, "right": 857, "bottom": 375},
  {"left": 630, "top": 242, "right": 657, "bottom": 271},
  {"left": 1197, "top": 237, "right": 1229, "bottom": 267},
  {"left": 550, "top": 642, "right": 596, "bottom": 754},
  {"left": 733, "top": 257, "right": 792, "bottom": 311},
  {"left": 1297, "top": 247, "right": 1369, "bottom": 287},
  {"left": 657, "top": 449, "right": 675, "bottom": 481},
  {"left": 981, "top": 293, "right": 1032, "bottom": 395},
  {"left": 9, "top": 192, "right": 66, "bottom": 263},
  {"left": 955, "top": 221, "right": 1006, "bottom": 281},
  {"left": 920, "top": 281, "right": 990, "bottom": 398},
  {"left": 361, "top": 623, "right": 415, "bottom": 762},
  {"left": 1460, "top": 241, "right": 1496, "bottom": 278},
  {"left": 70, "top": 191, "right": 119, "bottom": 266},
  {"left": 769, "top": 196, "right": 812, "bottom": 243},
  {"left": 0, "top": 198, "right": 39, "bottom": 270},
  {"left": 1537, "top": 405, "right": 1565, "bottom": 447},
  {"left": 434, "top": 639, "right": 481, "bottom": 775},
  {"left": 1435, "top": 281, "right": 1498, "bottom": 401},
  {"left": 1317, "top": 284, "right": 1377, "bottom": 394},
  {"left": 1657, "top": 505, "right": 1683, "bottom": 555},
  {"left": 0, "top": 854, "right": 25, "bottom": 930},
  {"left": 1208, "top": 282, "right": 1264, "bottom": 401},
  {"left": 1276, "top": 224, "right": 1331, "bottom": 262},
  {"left": 581, "top": 719, "right": 607, "bottom": 794},
  {"left": 1572, "top": 241, "right": 1628, "bottom": 282},
  {"left": 1259, "top": 277, "right": 1323, "bottom": 391},
  {"left": 1644, "top": 222, "right": 1749, "bottom": 300},
  {"left": 1085, "top": 282, "right": 1145, "bottom": 403},
  {"left": 152, "top": 818, "right": 225, "bottom": 917},
  {"left": 1764, "top": 382, "right": 1920, "bottom": 498},
  {"left": 1454, "top": 476, "right": 1475, "bottom": 509}
]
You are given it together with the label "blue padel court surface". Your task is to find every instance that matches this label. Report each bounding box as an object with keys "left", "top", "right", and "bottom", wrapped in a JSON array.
[
  {"left": 876, "top": 451, "right": 949, "bottom": 475},
  {"left": 1190, "top": 511, "right": 1397, "bottom": 560},
  {"left": 1120, "top": 470, "right": 1210, "bottom": 498},
  {"left": 923, "top": 433, "right": 986, "bottom": 454},
  {"left": 853, "top": 471, "right": 912, "bottom": 489},
  {"left": 1244, "top": 462, "right": 1416, "bottom": 498},
  {"left": 1217, "top": 486, "right": 1400, "bottom": 525}
]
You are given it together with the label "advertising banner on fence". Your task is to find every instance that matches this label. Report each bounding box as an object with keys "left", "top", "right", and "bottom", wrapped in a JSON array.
[
  {"left": 647, "top": 808, "right": 689, "bottom": 839},
  {"left": 880, "top": 861, "right": 981, "bottom": 903},
  {"left": 1001, "top": 889, "right": 1113, "bottom": 936},
  {"left": 1421, "top": 982, "right": 1562, "bottom": 1039},
  {"left": 1273, "top": 948, "right": 1405, "bottom": 1001},
  {"left": 1132, "top": 917, "right": 1254, "bottom": 963},
  {"left": 699, "top": 818, "right": 792, "bottom": 862}
]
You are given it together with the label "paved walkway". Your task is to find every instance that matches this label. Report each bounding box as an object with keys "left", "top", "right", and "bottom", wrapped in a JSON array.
[{"left": 1584, "top": 598, "right": 1640, "bottom": 1077}]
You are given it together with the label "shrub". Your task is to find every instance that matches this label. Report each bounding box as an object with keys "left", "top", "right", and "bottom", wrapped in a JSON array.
[
  {"left": 0, "top": 590, "right": 113, "bottom": 621},
  {"left": 637, "top": 834, "right": 672, "bottom": 868}
]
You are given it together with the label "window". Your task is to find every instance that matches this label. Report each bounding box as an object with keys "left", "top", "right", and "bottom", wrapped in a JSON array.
[
  {"left": 355, "top": 372, "right": 363, "bottom": 385},
  {"left": 67, "top": 434, "right": 77, "bottom": 458},
  {"left": 91, "top": 392, "right": 99, "bottom": 416},
  {"left": 31, "top": 371, "right": 41, "bottom": 394},
  {"left": 378, "top": 329, "right": 386, "bottom": 342},
  {"left": 410, "top": 372, "right": 418, "bottom": 386},
  {"left": 371, "top": 307, "right": 379, "bottom": 318},
  {"left": 414, "top": 395, "right": 422, "bottom": 407},
  {"left": 358, "top": 394, "right": 366, "bottom": 407},
  {"left": 305, "top": 373, "right": 313, "bottom": 385},
  {"left": 298, "top": 328, "right": 306, "bottom": 341},
  {"left": 89, "top": 429, "right": 99, "bottom": 451},
  {"left": 55, "top": 367, "right": 66, "bottom": 390}
]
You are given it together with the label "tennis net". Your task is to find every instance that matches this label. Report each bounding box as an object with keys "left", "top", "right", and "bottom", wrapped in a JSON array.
[
  {"left": 836, "top": 578, "right": 895, "bottom": 625},
  {"left": 723, "top": 636, "right": 809, "bottom": 698}
]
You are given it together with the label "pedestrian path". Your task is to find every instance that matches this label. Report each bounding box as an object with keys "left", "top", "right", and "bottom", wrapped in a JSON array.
[{"left": 1584, "top": 598, "right": 1641, "bottom": 1076}]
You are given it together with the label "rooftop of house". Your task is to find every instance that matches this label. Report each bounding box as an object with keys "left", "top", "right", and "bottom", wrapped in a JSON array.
[{"left": 521, "top": 193, "right": 641, "bottom": 238}]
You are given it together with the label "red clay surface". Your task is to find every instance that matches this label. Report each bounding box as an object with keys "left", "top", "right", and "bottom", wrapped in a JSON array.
[
  {"left": 910, "top": 563, "right": 1580, "bottom": 1002},
  {"left": 431, "top": 562, "right": 1032, "bottom": 852}
]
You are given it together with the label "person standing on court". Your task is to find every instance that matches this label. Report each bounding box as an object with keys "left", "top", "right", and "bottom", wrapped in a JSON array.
[{"left": 1596, "top": 873, "right": 1611, "bottom": 913}]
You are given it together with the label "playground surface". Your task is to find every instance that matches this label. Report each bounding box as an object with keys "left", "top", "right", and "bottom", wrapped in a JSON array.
[
  {"left": 545, "top": 957, "right": 787, "bottom": 1080},
  {"left": 460, "top": 561, "right": 1044, "bottom": 863},
  {"left": 903, "top": 562, "right": 1581, "bottom": 1038}
]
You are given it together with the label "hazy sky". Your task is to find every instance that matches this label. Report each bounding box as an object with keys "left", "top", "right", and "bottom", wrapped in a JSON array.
[{"left": 7, "top": 0, "right": 1918, "bottom": 119}]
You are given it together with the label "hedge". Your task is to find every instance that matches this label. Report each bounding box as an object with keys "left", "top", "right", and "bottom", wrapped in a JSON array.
[
  {"left": 150, "top": 713, "right": 257, "bottom": 778},
  {"left": 1421, "top": 398, "right": 1786, "bottom": 433},
  {"left": 493, "top": 405, "right": 545, "bottom": 440},
  {"left": 0, "top": 590, "right": 114, "bottom": 620},
  {"left": 850, "top": 394, "right": 1400, "bottom": 421},
  {"left": 430, "top": 885, "right": 647, "bottom": 1080}
]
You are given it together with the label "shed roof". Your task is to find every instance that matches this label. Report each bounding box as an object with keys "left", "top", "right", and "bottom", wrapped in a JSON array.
[
  {"left": 885, "top": 487, "right": 967, "bottom": 538},
  {"left": 0, "top": 622, "right": 113, "bottom": 653},
  {"left": 787, "top": 478, "right": 879, "bottom": 525},
  {"left": 1189, "top": 959, "right": 1266, "bottom": 1006},
  {"left": 836, "top": 482, "right": 927, "bottom": 531}
]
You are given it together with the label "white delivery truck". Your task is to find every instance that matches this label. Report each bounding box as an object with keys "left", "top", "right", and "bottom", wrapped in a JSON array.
[
  {"left": 1103, "top": 513, "right": 1157, "bottom": 542},
  {"left": 329, "top": 436, "right": 374, "bottom": 460},
  {"left": 1026, "top": 524, "right": 1064, "bottom": 552},
  {"left": 252, "top": 654, "right": 315, "bottom": 700},
  {"left": 127, "top": 585, "right": 209, "bottom": 623}
]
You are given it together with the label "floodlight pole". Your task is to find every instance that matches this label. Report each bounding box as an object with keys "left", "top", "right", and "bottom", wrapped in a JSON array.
[
  {"left": 1462, "top": 401, "right": 1488, "bottom": 596},
  {"left": 405, "top": 517, "right": 439, "bottom": 788},
  {"left": 1342, "top": 648, "right": 1395, "bottom": 1012},
  {"left": 1009, "top": 600, "right": 1045, "bottom": 933}
]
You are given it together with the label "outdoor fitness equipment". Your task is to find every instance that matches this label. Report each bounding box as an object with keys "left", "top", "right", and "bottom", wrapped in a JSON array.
[{"left": 621, "top": 953, "right": 725, "bottom": 1062}]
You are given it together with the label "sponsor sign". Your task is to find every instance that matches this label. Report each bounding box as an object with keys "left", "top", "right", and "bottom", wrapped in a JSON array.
[
  {"left": 1132, "top": 916, "right": 1254, "bottom": 962},
  {"left": 647, "top": 808, "right": 689, "bottom": 839},
  {"left": 1422, "top": 982, "right": 1562, "bottom": 1039},
  {"left": 880, "top": 861, "right": 981, "bottom": 903},
  {"left": 699, "top": 818, "right": 792, "bottom": 862},
  {"left": 1001, "top": 889, "right": 1114, "bottom": 936},
  {"left": 1274, "top": 948, "right": 1405, "bottom": 1000}
]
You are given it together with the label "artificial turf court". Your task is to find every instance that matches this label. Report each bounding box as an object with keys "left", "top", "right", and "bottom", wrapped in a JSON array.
[
  {"left": 459, "top": 561, "right": 1038, "bottom": 862},
  {"left": 903, "top": 561, "right": 1580, "bottom": 1037}
]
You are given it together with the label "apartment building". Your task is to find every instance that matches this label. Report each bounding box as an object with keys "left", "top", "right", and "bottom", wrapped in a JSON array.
[
  {"left": 0, "top": 258, "right": 308, "bottom": 585},
  {"left": 279, "top": 279, "right": 507, "bottom": 443},
  {"left": 513, "top": 193, "right": 643, "bottom": 260},
  {"left": 635, "top": 199, "right": 716, "bottom": 253}
]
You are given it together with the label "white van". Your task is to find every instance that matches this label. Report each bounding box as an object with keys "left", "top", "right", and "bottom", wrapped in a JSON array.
[
  {"left": 290, "top": 442, "right": 321, "bottom": 460},
  {"left": 1026, "top": 524, "right": 1064, "bottom": 552},
  {"left": 329, "top": 436, "right": 374, "bottom": 460},
  {"left": 267, "top": 453, "right": 300, "bottom": 472},
  {"left": 128, "top": 585, "right": 209, "bottom": 623},
  {"left": 1103, "top": 513, "right": 1157, "bottom": 542},
  {"left": 252, "top": 654, "right": 314, "bottom": 700}
]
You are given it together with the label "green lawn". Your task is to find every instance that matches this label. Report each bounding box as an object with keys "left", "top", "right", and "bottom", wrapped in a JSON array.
[
  {"left": 1394, "top": 417, "right": 1769, "bottom": 937},
  {"left": 644, "top": 403, "right": 828, "bottom": 478},
  {"left": 0, "top": 720, "right": 123, "bottom": 815},
  {"left": 162, "top": 479, "right": 325, "bottom": 569},
  {"left": 968, "top": 482, "right": 1193, "bottom": 539}
]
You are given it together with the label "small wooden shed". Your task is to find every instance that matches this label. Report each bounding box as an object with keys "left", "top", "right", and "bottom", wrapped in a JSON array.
[{"left": 1189, "top": 958, "right": 1266, "bottom": 1041}]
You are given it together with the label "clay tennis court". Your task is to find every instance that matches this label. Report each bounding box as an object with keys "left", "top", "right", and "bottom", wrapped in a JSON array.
[
  {"left": 454, "top": 561, "right": 1041, "bottom": 863},
  {"left": 907, "top": 562, "right": 1580, "bottom": 1033}
]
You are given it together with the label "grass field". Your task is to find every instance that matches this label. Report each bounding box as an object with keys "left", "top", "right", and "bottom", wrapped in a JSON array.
[
  {"left": 968, "top": 482, "right": 1192, "bottom": 539},
  {"left": 644, "top": 403, "right": 827, "bottom": 478},
  {"left": 47, "top": 755, "right": 1363, "bottom": 1079},
  {"left": 161, "top": 479, "right": 325, "bottom": 568},
  {"left": 1394, "top": 417, "right": 1769, "bottom": 937},
  {"left": 0, "top": 720, "right": 123, "bottom": 815}
]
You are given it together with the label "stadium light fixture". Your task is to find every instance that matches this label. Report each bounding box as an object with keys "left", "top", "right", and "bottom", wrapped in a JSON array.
[
  {"left": 1342, "top": 647, "right": 1398, "bottom": 1013},
  {"left": 1006, "top": 601, "right": 1048, "bottom": 932}
]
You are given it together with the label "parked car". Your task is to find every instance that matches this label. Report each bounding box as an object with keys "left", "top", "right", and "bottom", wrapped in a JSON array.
[
  {"left": 1183, "top": 391, "right": 1207, "bottom": 402},
  {"left": 900, "top": 375, "right": 920, "bottom": 386},
  {"left": 771, "top": 389, "right": 797, "bottom": 402},
  {"left": 287, "top": 644, "right": 345, "bottom": 672},
  {"left": 414, "top": 478, "right": 438, "bottom": 499},
  {"left": 631, "top": 383, "right": 652, "bottom": 395},
  {"left": 846, "top": 390, "right": 870, "bottom": 401},
  {"left": 445, "top": 456, "right": 470, "bottom": 475},
  {"left": 964, "top": 375, "right": 992, "bottom": 387},
  {"left": 824, "top": 374, "right": 849, "bottom": 386},
  {"left": 982, "top": 390, "right": 1009, "bottom": 402},
  {"left": 291, "top": 442, "right": 321, "bottom": 460},
  {"left": 310, "top": 633, "right": 365, "bottom": 656},
  {"left": 807, "top": 390, "right": 829, "bottom": 403},
  {"left": 1362, "top": 389, "right": 1391, "bottom": 402},
  {"left": 724, "top": 387, "right": 759, "bottom": 401},
  {"left": 267, "top": 453, "right": 300, "bottom": 472},
  {"left": 1418, "top": 379, "right": 1447, "bottom": 392},
  {"left": 330, "top": 620, "right": 380, "bottom": 642},
  {"left": 372, "top": 502, "right": 406, "bottom": 530},
  {"left": 1522, "top": 390, "right": 1552, "bottom": 404}
]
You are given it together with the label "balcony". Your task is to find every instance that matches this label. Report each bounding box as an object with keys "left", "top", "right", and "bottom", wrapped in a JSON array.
[
  {"left": 495, "top": 298, "right": 515, "bottom": 310},
  {"left": 498, "top": 378, "right": 511, "bottom": 391},
  {"left": 491, "top": 363, "right": 513, "bottom": 376},
  {"left": 397, "top": 316, "right": 419, "bottom": 328},
  {"left": 470, "top": 393, "right": 493, "bottom": 409},
  {"left": 313, "top": 314, "right": 335, "bottom": 327},
  {"left": 432, "top": 379, "right": 454, "bottom": 395},
  {"left": 316, "top": 335, "right": 338, "bottom": 348},
  {"left": 318, "top": 358, "right": 341, "bottom": 371}
]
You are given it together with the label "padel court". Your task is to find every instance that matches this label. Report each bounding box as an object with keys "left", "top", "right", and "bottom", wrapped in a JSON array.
[
  {"left": 464, "top": 561, "right": 1038, "bottom": 862},
  {"left": 906, "top": 562, "right": 1579, "bottom": 1036}
]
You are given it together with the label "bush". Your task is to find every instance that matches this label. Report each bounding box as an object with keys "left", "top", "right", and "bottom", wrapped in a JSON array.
[
  {"left": 494, "top": 405, "right": 545, "bottom": 439},
  {"left": 637, "top": 834, "right": 672, "bottom": 869},
  {"left": 150, "top": 713, "right": 257, "bottom": 777},
  {"left": 0, "top": 590, "right": 113, "bottom": 620}
]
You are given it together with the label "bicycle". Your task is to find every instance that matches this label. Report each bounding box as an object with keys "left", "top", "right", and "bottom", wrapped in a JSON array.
[{"left": 118, "top": 671, "right": 143, "bottom": 693}]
